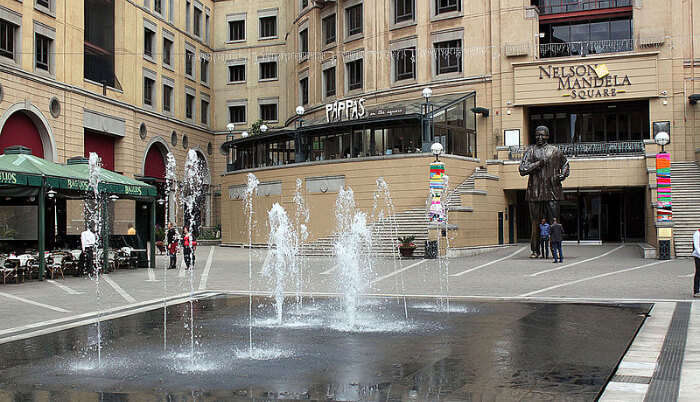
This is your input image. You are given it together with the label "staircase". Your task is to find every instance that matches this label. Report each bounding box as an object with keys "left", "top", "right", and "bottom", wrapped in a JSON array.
[
  {"left": 299, "top": 169, "right": 480, "bottom": 257},
  {"left": 671, "top": 161, "right": 700, "bottom": 257}
]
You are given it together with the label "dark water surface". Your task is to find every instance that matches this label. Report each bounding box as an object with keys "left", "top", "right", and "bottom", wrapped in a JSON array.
[{"left": 0, "top": 296, "right": 650, "bottom": 401}]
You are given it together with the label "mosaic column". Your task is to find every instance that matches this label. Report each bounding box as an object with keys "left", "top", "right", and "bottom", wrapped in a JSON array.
[
  {"left": 656, "top": 153, "right": 672, "bottom": 222},
  {"left": 428, "top": 161, "right": 446, "bottom": 222}
]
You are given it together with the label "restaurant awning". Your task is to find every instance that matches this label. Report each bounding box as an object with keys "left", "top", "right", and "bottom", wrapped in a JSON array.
[{"left": 65, "top": 157, "right": 158, "bottom": 198}]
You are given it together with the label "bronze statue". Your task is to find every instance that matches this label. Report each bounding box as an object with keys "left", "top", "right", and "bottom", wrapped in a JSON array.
[{"left": 519, "top": 126, "right": 570, "bottom": 258}]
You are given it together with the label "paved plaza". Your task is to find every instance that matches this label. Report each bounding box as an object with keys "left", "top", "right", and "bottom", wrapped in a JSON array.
[{"left": 0, "top": 244, "right": 699, "bottom": 400}]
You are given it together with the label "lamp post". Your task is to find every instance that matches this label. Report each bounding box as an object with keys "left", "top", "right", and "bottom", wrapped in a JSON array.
[
  {"left": 431, "top": 142, "right": 444, "bottom": 162},
  {"left": 296, "top": 106, "right": 305, "bottom": 128},
  {"left": 226, "top": 122, "right": 235, "bottom": 142},
  {"left": 422, "top": 87, "right": 434, "bottom": 152},
  {"left": 655, "top": 131, "right": 669, "bottom": 153}
]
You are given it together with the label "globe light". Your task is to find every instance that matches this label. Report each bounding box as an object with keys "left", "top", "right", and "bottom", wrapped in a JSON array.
[
  {"left": 654, "top": 131, "right": 670, "bottom": 146},
  {"left": 226, "top": 123, "right": 235, "bottom": 133},
  {"left": 241, "top": 131, "right": 249, "bottom": 138},
  {"left": 422, "top": 87, "right": 433, "bottom": 100},
  {"left": 431, "top": 142, "right": 444, "bottom": 156},
  {"left": 296, "top": 106, "right": 305, "bottom": 115},
  {"left": 260, "top": 124, "right": 268, "bottom": 133}
]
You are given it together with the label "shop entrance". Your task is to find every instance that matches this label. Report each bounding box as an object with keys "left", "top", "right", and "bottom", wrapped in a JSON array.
[{"left": 516, "top": 188, "right": 645, "bottom": 243}]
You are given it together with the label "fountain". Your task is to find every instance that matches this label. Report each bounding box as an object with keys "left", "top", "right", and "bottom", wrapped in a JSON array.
[
  {"left": 261, "top": 203, "right": 298, "bottom": 324},
  {"left": 292, "top": 178, "right": 309, "bottom": 308},
  {"left": 333, "top": 187, "right": 373, "bottom": 329},
  {"left": 243, "top": 173, "right": 259, "bottom": 355},
  {"left": 163, "top": 152, "right": 177, "bottom": 352},
  {"left": 85, "top": 152, "right": 103, "bottom": 367}
]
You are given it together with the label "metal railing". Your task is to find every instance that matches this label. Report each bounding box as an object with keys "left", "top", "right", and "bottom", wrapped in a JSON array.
[
  {"left": 537, "top": 0, "right": 632, "bottom": 15},
  {"left": 507, "top": 140, "right": 645, "bottom": 160},
  {"left": 539, "top": 39, "right": 633, "bottom": 58}
]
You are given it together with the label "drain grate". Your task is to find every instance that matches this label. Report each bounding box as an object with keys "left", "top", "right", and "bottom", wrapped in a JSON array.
[{"left": 643, "top": 302, "right": 691, "bottom": 402}]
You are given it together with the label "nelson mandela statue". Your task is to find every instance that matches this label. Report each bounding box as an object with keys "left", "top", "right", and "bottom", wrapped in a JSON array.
[{"left": 519, "top": 125, "right": 570, "bottom": 258}]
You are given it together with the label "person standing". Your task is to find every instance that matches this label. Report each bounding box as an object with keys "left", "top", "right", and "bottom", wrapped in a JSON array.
[
  {"left": 166, "top": 222, "right": 178, "bottom": 270},
  {"left": 182, "top": 226, "right": 194, "bottom": 270},
  {"left": 693, "top": 228, "right": 700, "bottom": 297},
  {"left": 550, "top": 218, "right": 564, "bottom": 263},
  {"left": 539, "top": 218, "right": 551, "bottom": 259},
  {"left": 80, "top": 225, "right": 97, "bottom": 275}
]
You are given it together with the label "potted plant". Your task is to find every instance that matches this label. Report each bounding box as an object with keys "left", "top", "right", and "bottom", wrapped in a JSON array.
[{"left": 398, "top": 235, "right": 417, "bottom": 257}]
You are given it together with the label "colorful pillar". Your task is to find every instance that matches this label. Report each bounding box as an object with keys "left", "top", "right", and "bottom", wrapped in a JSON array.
[
  {"left": 428, "top": 161, "right": 446, "bottom": 222},
  {"left": 656, "top": 153, "right": 672, "bottom": 222}
]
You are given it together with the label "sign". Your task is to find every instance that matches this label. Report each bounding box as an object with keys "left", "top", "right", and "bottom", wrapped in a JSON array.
[
  {"left": 504, "top": 129, "right": 520, "bottom": 147},
  {"left": 124, "top": 185, "right": 143, "bottom": 196},
  {"left": 367, "top": 106, "right": 406, "bottom": 119},
  {"left": 66, "top": 179, "right": 90, "bottom": 191},
  {"left": 538, "top": 63, "right": 632, "bottom": 100},
  {"left": 0, "top": 172, "right": 17, "bottom": 184},
  {"left": 512, "top": 54, "right": 659, "bottom": 105},
  {"left": 325, "top": 98, "right": 366, "bottom": 123}
]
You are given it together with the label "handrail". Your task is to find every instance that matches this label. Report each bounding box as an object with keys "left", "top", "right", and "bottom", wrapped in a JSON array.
[
  {"left": 539, "top": 39, "right": 633, "bottom": 58},
  {"left": 507, "top": 140, "right": 645, "bottom": 160}
]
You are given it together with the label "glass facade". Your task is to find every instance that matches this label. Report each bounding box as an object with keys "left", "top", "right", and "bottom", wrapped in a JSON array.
[
  {"left": 540, "top": 17, "right": 632, "bottom": 58},
  {"left": 433, "top": 95, "right": 477, "bottom": 157}
]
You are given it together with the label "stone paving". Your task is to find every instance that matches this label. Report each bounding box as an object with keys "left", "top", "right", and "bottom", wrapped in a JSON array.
[{"left": 0, "top": 244, "right": 698, "bottom": 400}]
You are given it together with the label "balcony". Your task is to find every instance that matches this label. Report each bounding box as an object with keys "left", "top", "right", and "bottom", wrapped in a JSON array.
[
  {"left": 504, "top": 140, "right": 645, "bottom": 161},
  {"left": 539, "top": 38, "right": 633, "bottom": 58},
  {"left": 536, "top": 0, "right": 633, "bottom": 16}
]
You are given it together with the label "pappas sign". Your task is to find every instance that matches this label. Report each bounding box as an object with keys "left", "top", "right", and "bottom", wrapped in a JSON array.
[
  {"left": 124, "top": 185, "right": 143, "bottom": 196},
  {"left": 67, "top": 179, "right": 90, "bottom": 191},
  {"left": 325, "top": 98, "right": 366, "bottom": 123},
  {"left": 539, "top": 63, "right": 632, "bottom": 100}
]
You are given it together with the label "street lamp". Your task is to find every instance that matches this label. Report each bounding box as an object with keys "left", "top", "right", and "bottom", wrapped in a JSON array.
[
  {"left": 109, "top": 194, "right": 119, "bottom": 201},
  {"left": 422, "top": 87, "right": 433, "bottom": 102},
  {"left": 431, "top": 142, "right": 444, "bottom": 162},
  {"left": 157, "top": 198, "right": 165, "bottom": 206},
  {"left": 47, "top": 190, "right": 57, "bottom": 199},
  {"left": 241, "top": 131, "right": 249, "bottom": 138},
  {"left": 655, "top": 131, "right": 670, "bottom": 153},
  {"left": 226, "top": 122, "right": 235, "bottom": 142},
  {"left": 422, "top": 87, "right": 434, "bottom": 152},
  {"left": 296, "top": 105, "right": 305, "bottom": 128},
  {"left": 260, "top": 124, "right": 268, "bottom": 133}
]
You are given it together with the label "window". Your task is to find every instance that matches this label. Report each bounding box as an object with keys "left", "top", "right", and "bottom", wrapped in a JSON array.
[
  {"left": 193, "top": 7, "right": 202, "bottom": 37},
  {"left": 299, "top": 77, "right": 309, "bottom": 105},
  {"left": 228, "top": 64, "right": 245, "bottom": 82},
  {"left": 144, "top": 27, "right": 155, "bottom": 59},
  {"left": 229, "top": 105, "right": 246, "bottom": 123},
  {"left": 322, "top": 14, "right": 336, "bottom": 46},
  {"left": 394, "top": 47, "right": 415, "bottom": 81},
  {"left": 539, "top": 17, "right": 633, "bottom": 58},
  {"left": 35, "top": 0, "right": 55, "bottom": 14},
  {"left": 169, "top": 0, "right": 174, "bottom": 22},
  {"left": 154, "top": 0, "right": 162, "bottom": 14},
  {"left": 144, "top": 76, "right": 155, "bottom": 106},
  {"left": 185, "top": 1, "right": 191, "bottom": 32},
  {"left": 346, "top": 59, "right": 362, "bottom": 91},
  {"left": 260, "top": 16, "right": 276, "bottom": 38},
  {"left": 260, "top": 104, "right": 277, "bottom": 122},
  {"left": 185, "top": 48, "right": 194, "bottom": 78},
  {"left": 205, "top": 13, "right": 210, "bottom": 43},
  {"left": 299, "top": 28, "right": 308, "bottom": 57},
  {"left": 0, "top": 19, "right": 18, "bottom": 61},
  {"left": 301, "top": 0, "right": 308, "bottom": 9},
  {"left": 436, "top": 0, "right": 460, "bottom": 14},
  {"left": 163, "top": 37, "right": 173, "bottom": 66},
  {"left": 201, "top": 56, "right": 209, "bottom": 84},
  {"left": 260, "top": 61, "right": 277, "bottom": 80},
  {"left": 435, "top": 39, "right": 462, "bottom": 75},
  {"left": 323, "top": 67, "right": 336, "bottom": 97},
  {"left": 229, "top": 20, "right": 245, "bottom": 41},
  {"left": 346, "top": 4, "right": 363, "bottom": 37},
  {"left": 185, "top": 92, "right": 195, "bottom": 119},
  {"left": 163, "top": 83, "right": 173, "bottom": 112},
  {"left": 84, "top": 0, "right": 115, "bottom": 85},
  {"left": 201, "top": 99, "right": 209, "bottom": 125},
  {"left": 395, "top": 0, "right": 414, "bottom": 23},
  {"left": 35, "top": 34, "right": 51, "bottom": 71}
]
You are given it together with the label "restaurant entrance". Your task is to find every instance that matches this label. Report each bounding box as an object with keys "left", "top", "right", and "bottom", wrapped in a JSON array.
[{"left": 516, "top": 188, "right": 645, "bottom": 243}]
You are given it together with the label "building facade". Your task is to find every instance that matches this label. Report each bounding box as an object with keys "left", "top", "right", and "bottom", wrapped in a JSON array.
[
  {"left": 1, "top": 0, "right": 698, "bottom": 255},
  {"left": 221, "top": 0, "right": 700, "bottom": 257}
]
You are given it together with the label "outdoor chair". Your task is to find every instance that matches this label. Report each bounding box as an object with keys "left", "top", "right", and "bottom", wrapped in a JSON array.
[
  {"left": 1, "top": 258, "right": 22, "bottom": 284},
  {"left": 47, "top": 253, "right": 68, "bottom": 280}
]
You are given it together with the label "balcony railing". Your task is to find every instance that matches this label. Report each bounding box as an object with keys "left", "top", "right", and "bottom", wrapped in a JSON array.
[
  {"left": 507, "top": 140, "right": 645, "bottom": 160},
  {"left": 539, "top": 39, "right": 633, "bottom": 58},
  {"left": 537, "top": 0, "right": 632, "bottom": 15}
]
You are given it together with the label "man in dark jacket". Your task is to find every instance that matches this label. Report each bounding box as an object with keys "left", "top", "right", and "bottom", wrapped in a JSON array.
[
  {"left": 550, "top": 218, "right": 564, "bottom": 263},
  {"left": 166, "top": 222, "right": 178, "bottom": 269}
]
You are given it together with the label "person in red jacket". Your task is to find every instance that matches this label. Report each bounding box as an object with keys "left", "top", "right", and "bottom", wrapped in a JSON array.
[{"left": 182, "top": 226, "right": 196, "bottom": 270}]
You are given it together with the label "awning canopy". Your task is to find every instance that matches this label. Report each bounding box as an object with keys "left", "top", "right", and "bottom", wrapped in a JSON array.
[{"left": 0, "top": 146, "right": 157, "bottom": 198}]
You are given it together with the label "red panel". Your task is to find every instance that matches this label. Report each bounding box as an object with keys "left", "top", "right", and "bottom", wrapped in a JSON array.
[
  {"left": 0, "top": 112, "right": 44, "bottom": 158},
  {"left": 144, "top": 145, "right": 166, "bottom": 179},
  {"left": 539, "top": 7, "right": 632, "bottom": 22},
  {"left": 84, "top": 130, "right": 115, "bottom": 171}
]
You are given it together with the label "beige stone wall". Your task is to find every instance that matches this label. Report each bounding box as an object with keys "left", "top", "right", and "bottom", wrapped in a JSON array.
[{"left": 221, "top": 154, "right": 480, "bottom": 245}]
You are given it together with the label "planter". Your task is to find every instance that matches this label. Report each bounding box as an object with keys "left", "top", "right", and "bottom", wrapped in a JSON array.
[
  {"left": 399, "top": 246, "right": 416, "bottom": 257},
  {"left": 156, "top": 241, "right": 166, "bottom": 255}
]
